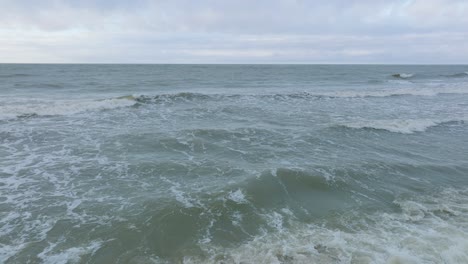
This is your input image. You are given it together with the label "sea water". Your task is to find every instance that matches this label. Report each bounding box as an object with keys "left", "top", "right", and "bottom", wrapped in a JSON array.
[{"left": 1, "top": 64, "right": 468, "bottom": 263}]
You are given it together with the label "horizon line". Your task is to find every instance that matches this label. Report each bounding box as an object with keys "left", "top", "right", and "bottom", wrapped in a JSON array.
[{"left": 1, "top": 62, "right": 467, "bottom": 66}]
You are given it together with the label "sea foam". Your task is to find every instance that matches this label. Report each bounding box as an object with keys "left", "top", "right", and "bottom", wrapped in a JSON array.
[
  {"left": 392, "top": 73, "right": 415, "bottom": 79},
  {"left": 0, "top": 97, "right": 136, "bottom": 120}
]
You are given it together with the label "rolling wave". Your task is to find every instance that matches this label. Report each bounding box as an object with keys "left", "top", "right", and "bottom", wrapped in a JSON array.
[
  {"left": 338, "top": 118, "right": 466, "bottom": 134},
  {"left": 444, "top": 72, "right": 468, "bottom": 78},
  {"left": 191, "top": 187, "right": 468, "bottom": 264},
  {"left": 127, "top": 86, "right": 468, "bottom": 105},
  {"left": 392, "top": 73, "right": 415, "bottom": 79},
  {"left": 0, "top": 97, "right": 136, "bottom": 120},
  {"left": 135, "top": 166, "right": 468, "bottom": 262},
  {"left": 139, "top": 168, "right": 348, "bottom": 256},
  {"left": 132, "top": 92, "right": 214, "bottom": 104},
  {"left": 3, "top": 86, "right": 468, "bottom": 120}
]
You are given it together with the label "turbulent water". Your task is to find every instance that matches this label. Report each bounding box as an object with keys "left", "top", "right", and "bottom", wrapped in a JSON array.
[{"left": 1, "top": 64, "right": 468, "bottom": 264}]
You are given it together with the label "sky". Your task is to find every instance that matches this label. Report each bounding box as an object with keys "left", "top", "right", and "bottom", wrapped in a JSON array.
[{"left": 0, "top": 0, "right": 467, "bottom": 64}]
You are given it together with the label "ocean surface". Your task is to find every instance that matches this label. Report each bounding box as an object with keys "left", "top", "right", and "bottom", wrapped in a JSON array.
[{"left": 1, "top": 64, "right": 468, "bottom": 264}]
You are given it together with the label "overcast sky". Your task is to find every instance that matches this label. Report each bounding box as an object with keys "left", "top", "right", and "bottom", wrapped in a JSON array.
[{"left": 1, "top": 0, "right": 467, "bottom": 63}]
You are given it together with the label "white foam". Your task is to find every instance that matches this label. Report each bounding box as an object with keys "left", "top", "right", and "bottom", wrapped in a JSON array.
[
  {"left": 226, "top": 189, "right": 249, "bottom": 204},
  {"left": 162, "top": 177, "right": 201, "bottom": 208},
  {"left": 37, "top": 241, "right": 103, "bottom": 264},
  {"left": 231, "top": 211, "right": 243, "bottom": 226},
  {"left": 398, "top": 73, "right": 414, "bottom": 79},
  {"left": 341, "top": 118, "right": 466, "bottom": 134},
  {"left": 265, "top": 211, "right": 284, "bottom": 232},
  {"left": 0, "top": 97, "right": 136, "bottom": 120},
  {"left": 343, "top": 119, "right": 439, "bottom": 134}
]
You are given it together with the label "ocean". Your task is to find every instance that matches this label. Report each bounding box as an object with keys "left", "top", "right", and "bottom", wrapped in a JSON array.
[{"left": 1, "top": 64, "right": 468, "bottom": 263}]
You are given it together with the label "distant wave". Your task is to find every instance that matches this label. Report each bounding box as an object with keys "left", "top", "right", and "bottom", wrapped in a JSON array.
[
  {"left": 392, "top": 73, "right": 415, "bottom": 79},
  {"left": 132, "top": 92, "right": 214, "bottom": 104},
  {"left": 127, "top": 87, "right": 468, "bottom": 105},
  {"left": 338, "top": 118, "right": 466, "bottom": 134},
  {"left": 5, "top": 87, "right": 468, "bottom": 121},
  {"left": 282, "top": 86, "right": 468, "bottom": 99},
  {"left": 0, "top": 97, "right": 136, "bottom": 120},
  {"left": 392, "top": 72, "right": 468, "bottom": 80},
  {"left": 444, "top": 72, "right": 468, "bottom": 78},
  {"left": 0, "top": 73, "right": 34, "bottom": 78},
  {"left": 115, "top": 86, "right": 468, "bottom": 105}
]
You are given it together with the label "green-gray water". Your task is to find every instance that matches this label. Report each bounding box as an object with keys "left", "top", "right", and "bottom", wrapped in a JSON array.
[{"left": 1, "top": 64, "right": 468, "bottom": 263}]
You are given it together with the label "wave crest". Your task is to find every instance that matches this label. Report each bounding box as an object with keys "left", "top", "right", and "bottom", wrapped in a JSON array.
[
  {"left": 338, "top": 118, "right": 466, "bottom": 134},
  {"left": 392, "top": 73, "right": 415, "bottom": 79},
  {"left": 1, "top": 97, "right": 136, "bottom": 120},
  {"left": 134, "top": 92, "right": 214, "bottom": 104}
]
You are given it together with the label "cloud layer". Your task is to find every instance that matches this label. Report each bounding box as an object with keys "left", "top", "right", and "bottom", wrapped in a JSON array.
[{"left": 1, "top": 0, "right": 467, "bottom": 63}]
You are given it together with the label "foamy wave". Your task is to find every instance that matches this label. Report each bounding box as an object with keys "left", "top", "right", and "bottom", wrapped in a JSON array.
[
  {"left": 340, "top": 118, "right": 465, "bottom": 134},
  {"left": 191, "top": 188, "right": 468, "bottom": 264},
  {"left": 226, "top": 189, "right": 249, "bottom": 204},
  {"left": 392, "top": 73, "right": 415, "bottom": 79},
  {"left": 37, "top": 241, "right": 103, "bottom": 264},
  {"left": 0, "top": 97, "right": 136, "bottom": 120}
]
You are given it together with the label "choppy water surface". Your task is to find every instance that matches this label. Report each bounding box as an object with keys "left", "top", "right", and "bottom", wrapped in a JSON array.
[{"left": 1, "top": 64, "right": 468, "bottom": 263}]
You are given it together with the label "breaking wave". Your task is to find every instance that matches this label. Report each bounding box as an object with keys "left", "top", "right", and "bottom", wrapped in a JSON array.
[
  {"left": 190, "top": 187, "right": 468, "bottom": 264},
  {"left": 0, "top": 97, "right": 136, "bottom": 120},
  {"left": 128, "top": 86, "right": 468, "bottom": 105},
  {"left": 338, "top": 118, "right": 466, "bottom": 134},
  {"left": 392, "top": 73, "right": 415, "bottom": 79},
  {"left": 131, "top": 92, "right": 214, "bottom": 104},
  {"left": 3, "top": 85, "right": 468, "bottom": 121}
]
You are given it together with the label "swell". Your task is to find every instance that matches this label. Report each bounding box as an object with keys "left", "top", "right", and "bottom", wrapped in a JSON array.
[
  {"left": 189, "top": 187, "right": 468, "bottom": 264},
  {"left": 0, "top": 73, "right": 34, "bottom": 78},
  {"left": 92, "top": 162, "right": 468, "bottom": 262},
  {"left": 127, "top": 168, "right": 350, "bottom": 259}
]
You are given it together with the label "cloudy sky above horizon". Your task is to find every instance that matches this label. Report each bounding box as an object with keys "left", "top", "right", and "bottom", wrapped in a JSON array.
[{"left": 1, "top": 0, "right": 467, "bottom": 63}]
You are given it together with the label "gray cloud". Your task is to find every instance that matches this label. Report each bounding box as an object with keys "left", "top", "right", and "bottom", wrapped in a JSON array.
[{"left": 0, "top": 0, "right": 467, "bottom": 63}]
